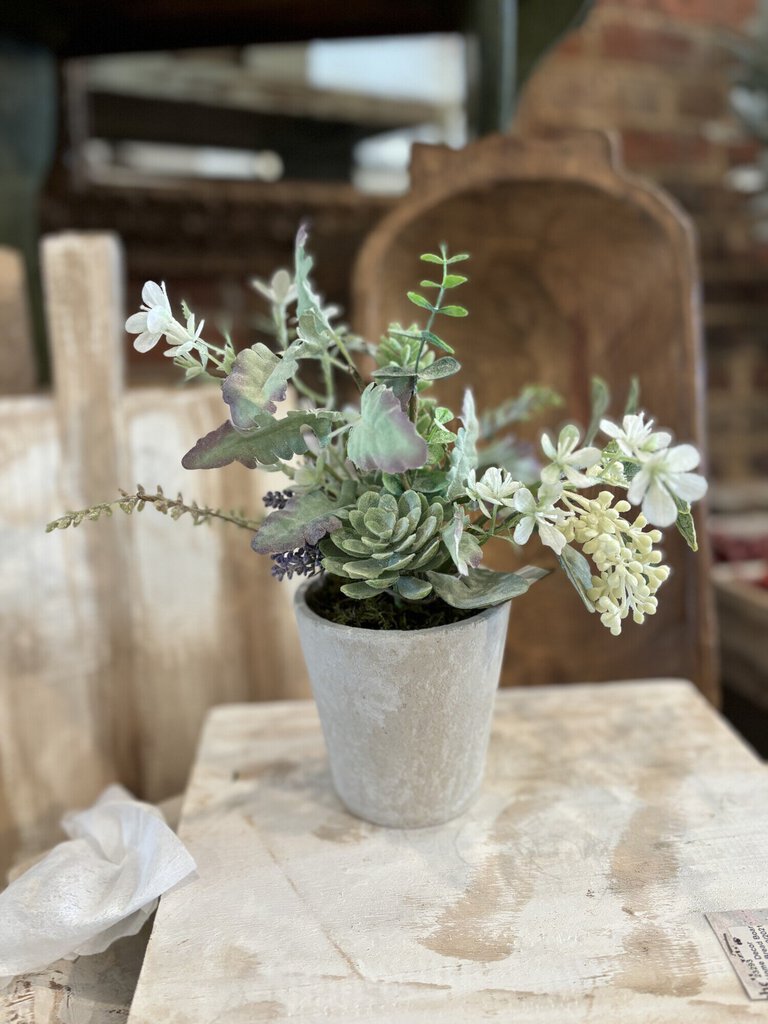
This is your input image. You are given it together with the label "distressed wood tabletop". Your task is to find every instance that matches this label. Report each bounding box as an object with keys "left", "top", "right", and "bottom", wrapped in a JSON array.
[{"left": 123, "top": 680, "right": 768, "bottom": 1023}]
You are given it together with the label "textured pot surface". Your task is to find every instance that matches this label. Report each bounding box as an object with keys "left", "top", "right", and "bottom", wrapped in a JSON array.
[{"left": 294, "top": 581, "right": 511, "bottom": 828}]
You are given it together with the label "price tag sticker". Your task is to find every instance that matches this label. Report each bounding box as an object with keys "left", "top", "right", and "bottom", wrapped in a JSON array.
[{"left": 706, "top": 909, "right": 768, "bottom": 1000}]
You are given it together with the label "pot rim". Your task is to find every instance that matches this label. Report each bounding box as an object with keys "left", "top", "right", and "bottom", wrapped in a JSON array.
[{"left": 294, "top": 577, "right": 509, "bottom": 639}]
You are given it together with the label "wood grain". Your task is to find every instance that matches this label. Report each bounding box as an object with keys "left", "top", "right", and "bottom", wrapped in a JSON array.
[
  {"left": 0, "top": 247, "right": 36, "bottom": 394},
  {"left": 128, "top": 680, "right": 768, "bottom": 1022},
  {"left": 0, "top": 233, "right": 308, "bottom": 878},
  {"left": 352, "top": 131, "right": 718, "bottom": 702}
]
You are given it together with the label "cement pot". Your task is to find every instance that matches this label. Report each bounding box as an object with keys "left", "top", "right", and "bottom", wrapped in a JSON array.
[{"left": 294, "top": 580, "right": 511, "bottom": 828}]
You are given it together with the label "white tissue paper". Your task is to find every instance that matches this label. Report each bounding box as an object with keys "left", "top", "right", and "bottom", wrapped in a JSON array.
[{"left": 0, "top": 784, "right": 196, "bottom": 986}]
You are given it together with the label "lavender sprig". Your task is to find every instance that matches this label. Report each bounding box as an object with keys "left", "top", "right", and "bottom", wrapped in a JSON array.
[{"left": 270, "top": 543, "right": 323, "bottom": 581}]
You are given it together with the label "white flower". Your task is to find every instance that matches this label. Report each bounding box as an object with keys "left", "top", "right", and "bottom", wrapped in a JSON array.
[
  {"left": 164, "top": 313, "right": 205, "bottom": 360},
  {"left": 541, "top": 424, "right": 601, "bottom": 488},
  {"left": 125, "top": 281, "right": 174, "bottom": 352},
  {"left": 465, "top": 467, "right": 522, "bottom": 517},
  {"left": 512, "top": 485, "right": 567, "bottom": 555},
  {"left": 251, "top": 269, "right": 297, "bottom": 306},
  {"left": 600, "top": 413, "right": 672, "bottom": 458},
  {"left": 627, "top": 444, "right": 707, "bottom": 527}
]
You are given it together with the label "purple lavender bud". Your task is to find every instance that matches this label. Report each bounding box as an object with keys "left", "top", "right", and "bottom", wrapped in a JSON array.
[
  {"left": 262, "top": 489, "right": 294, "bottom": 510},
  {"left": 270, "top": 543, "right": 322, "bottom": 581}
]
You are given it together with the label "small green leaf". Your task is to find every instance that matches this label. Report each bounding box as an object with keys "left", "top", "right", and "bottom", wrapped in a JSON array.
[
  {"left": 395, "top": 576, "right": 433, "bottom": 600},
  {"left": 584, "top": 376, "right": 611, "bottom": 446},
  {"left": 557, "top": 544, "right": 595, "bottom": 612},
  {"left": 419, "top": 357, "right": 461, "bottom": 381},
  {"left": 407, "top": 291, "right": 434, "bottom": 311},
  {"left": 438, "top": 305, "right": 468, "bottom": 318},
  {"left": 420, "top": 253, "right": 445, "bottom": 264},
  {"left": 423, "top": 330, "right": 455, "bottom": 355},
  {"left": 673, "top": 495, "right": 698, "bottom": 552},
  {"left": 442, "top": 274, "right": 467, "bottom": 288},
  {"left": 446, "top": 253, "right": 470, "bottom": 263},
  {"left": 420, "top": 280, "right": 441, "bottom": 289},
  {"left": 427, "top": 566, "right": 547, "bottom": 609}
]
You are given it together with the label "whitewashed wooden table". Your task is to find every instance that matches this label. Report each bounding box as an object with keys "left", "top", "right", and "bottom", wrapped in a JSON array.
[{"left": 7, "top": 680, "right": 768, "bottom": 1022}]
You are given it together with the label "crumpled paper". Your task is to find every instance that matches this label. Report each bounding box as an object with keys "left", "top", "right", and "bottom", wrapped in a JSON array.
[{"left": 0, "top": 785, "right": 196, "bottom": 986}]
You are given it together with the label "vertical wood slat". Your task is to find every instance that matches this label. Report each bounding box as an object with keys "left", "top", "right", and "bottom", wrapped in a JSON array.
[
  {"left": 0, "top": 231, "right": 309, "bottom": 878},
  {"left": 0, "top": 247, "right": 36, "bottom": 394},
  {"left": 41, "top": 233, "right": 141, "bottom": 793}
]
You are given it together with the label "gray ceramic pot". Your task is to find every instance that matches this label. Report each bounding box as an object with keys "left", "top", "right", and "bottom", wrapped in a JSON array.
[{"left": 294, "top": 580, "right": 511, "bottom": 828}]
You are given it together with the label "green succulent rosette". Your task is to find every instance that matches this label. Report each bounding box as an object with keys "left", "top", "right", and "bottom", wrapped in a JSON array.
[{"left": 319, "top": 489, "right": 447, "bottom": 601}]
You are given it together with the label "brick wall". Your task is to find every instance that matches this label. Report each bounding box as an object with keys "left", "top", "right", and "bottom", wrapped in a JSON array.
[{"left": 517, "top": 0, "right": 768, "bottom": 482}]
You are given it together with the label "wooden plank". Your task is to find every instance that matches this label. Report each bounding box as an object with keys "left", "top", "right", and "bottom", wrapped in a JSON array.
[
  {"left": 128, "top": 680, "right": 768, "bottom": 1022},
  {"left": 2, "top": 924, "right": 150, "bottom": 1024},
  {"left": 0, "top": 248, "right": 36, "bottom": 394}
]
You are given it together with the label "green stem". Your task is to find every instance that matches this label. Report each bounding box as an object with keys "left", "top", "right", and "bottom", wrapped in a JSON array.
[{"left": 334, "top": 334, "right": 365, "bottom": 392}]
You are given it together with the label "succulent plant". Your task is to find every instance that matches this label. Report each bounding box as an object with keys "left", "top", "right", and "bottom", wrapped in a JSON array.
[{"left": 319, "top": 489, "right": 448, "bottom": 600}]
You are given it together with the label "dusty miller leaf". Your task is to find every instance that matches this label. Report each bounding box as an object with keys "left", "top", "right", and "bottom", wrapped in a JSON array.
[
  {"left": 347, "top": 383, "right": 428, "bottom": 473},
  {"left": 294, "top": 226, "right": 337, "bottom": 353},
  {"left": 427, "top": 566, "right": 548, "bottom": 609},
  {"left": 251, "top": 491, "right": 343, "bottom": 554},
  {"left": 442, "top": 504, "right": 483, "bottom": 577},
  {"left": 182, "top": 411, "right": 340, "bottom": 470},
  {"left": 446, "top": 390, "right": 479, "bottom": 499},
  {"left": 222, "top": 342, "right": 302, "bottom": 428}
]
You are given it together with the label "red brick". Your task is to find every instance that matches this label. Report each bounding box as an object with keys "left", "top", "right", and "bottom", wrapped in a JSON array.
[
  {"left": 600, "top": 21, "right": 693, "bottom": 64},
  {"left": 598, "top": 0, "right": 757, "bottom": 27},
  {"left": 727, "top": 140, "right": 762, "bottom": 166}
]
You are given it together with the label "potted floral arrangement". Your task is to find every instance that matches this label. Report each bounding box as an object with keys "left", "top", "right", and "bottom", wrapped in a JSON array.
[{"left": 49, "top": 228, "right": 707, "bottom": 828}]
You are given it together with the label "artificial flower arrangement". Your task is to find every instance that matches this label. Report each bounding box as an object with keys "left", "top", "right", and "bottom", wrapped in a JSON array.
[{"left": 48, "top": 228, "right": 707, "bottom": 636}]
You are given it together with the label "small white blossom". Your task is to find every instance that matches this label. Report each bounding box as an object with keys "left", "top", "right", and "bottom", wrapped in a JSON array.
[
  {"left": 125, "top": 281, "right": 174, "bottom": 352},
  {"left": 600, "top": 413, "right": 671, "bottom": 458},
  {"left": 541, "top": 424, "right": 601, "bottom": 488},
  {"left": 465, "top": 467, "right": 522, "bottom": 517},
  {"left": 250, "top": 269, "right": 297, "bottom": 306},
  {"left": 627, "top": 444, "right": 707, "bottom": 527},
  {"left": 125, "top": 281, "right": 204, "bottom": 358},
  {"left": 512, "top": 485, "right": 568, "bottom": 555},
  {"left": 164, "top": 313, "right": 205, "bottom": 360}
]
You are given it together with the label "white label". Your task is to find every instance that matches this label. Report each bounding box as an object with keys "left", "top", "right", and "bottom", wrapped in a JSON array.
[{"left": 706, "top": 909, "right": 768, "bottom": 1000}]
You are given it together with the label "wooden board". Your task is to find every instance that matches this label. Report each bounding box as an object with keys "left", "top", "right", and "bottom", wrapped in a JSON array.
[
  {"left": 128, "top": 680, "right": 768, "bottom": 1022},
  {"left": 0, "top": 234, "right": 309, "bottom": 878},
  {"left": 352, "top": 132, "right": 718, "bottom": 701}
]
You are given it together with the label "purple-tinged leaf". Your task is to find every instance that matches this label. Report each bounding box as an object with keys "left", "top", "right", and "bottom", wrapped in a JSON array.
[
  {"left": 347, "top": 384, "right": 428, "bottom": 474},
  {"left": 251, "top": 490, "right": 343, "bottom": 554}
]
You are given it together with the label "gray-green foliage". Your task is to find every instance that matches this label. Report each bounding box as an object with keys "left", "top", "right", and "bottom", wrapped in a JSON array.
[{"left": 56, "top": 224, "right": 705, "bottom": 628}]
